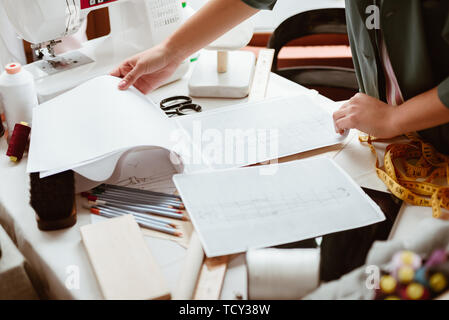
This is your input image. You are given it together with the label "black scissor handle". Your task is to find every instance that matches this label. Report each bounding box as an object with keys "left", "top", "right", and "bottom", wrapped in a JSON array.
[
  {"left": 176, "top": 104, "right": 202, "bottom": 116},
  {"left": 160, "top": 95, "right": 192, "bottom": 111}
]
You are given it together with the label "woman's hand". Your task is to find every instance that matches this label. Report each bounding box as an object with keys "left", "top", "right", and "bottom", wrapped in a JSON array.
[
  {"left": 110, "top": 0, "right": 259, "bottom": 94},
  {"left": 110, "top": 43, "right": 182, "bottom": 94},
  {"left": 333, "top": 93, "right": 398, "bottom": 138}
]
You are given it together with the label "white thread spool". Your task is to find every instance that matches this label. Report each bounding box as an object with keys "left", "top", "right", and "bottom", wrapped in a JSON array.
[
  {"left": 246, "top": 248, "right": 320, "bottom": 300},
  {"left": 0, "top": 63, "right": 38, "bottom": 139}
]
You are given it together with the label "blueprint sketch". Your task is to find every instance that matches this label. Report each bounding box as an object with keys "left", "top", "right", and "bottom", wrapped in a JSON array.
[{"left": 174, "top": 158, "right": 385, "bottom": 257}]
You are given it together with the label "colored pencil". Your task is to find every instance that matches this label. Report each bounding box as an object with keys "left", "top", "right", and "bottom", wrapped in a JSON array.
[
  {"left": 90, "top": 207, "right": 182, "bottom": 237},
  {"left": 88, "top": 199, "right": 187, "bottom": 220},
  {"left": 87, "top": 195, "right": 184, "bottom": 214},
  {"left": 83, "top": 202, "right": 176, "bottom": 227},
  {"left": 90, "top": 189, "right": 185, "bottom": 209},
  {"left": 95, "top": 204, "right": 177, "bottom": 228},
  {"left": 100, "top": 184, "right": 182, "bottom": 200},
  {"left": 95, "top": 188, "right": 183, "bottom": 205}
]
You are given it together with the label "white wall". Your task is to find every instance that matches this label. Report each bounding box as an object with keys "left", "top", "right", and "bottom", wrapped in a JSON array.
[{"left": 187, "top": 0, "right": 345, "bottom": 32}]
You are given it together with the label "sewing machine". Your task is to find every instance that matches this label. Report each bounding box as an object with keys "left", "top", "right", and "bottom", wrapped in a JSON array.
[{"left": 1, "top": 0, "right": 190, "bottom": 102}]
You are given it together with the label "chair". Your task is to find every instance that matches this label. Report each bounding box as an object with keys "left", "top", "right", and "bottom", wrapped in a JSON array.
[{"left": 267, "top": 8, "right": 359, "bottom": 101}]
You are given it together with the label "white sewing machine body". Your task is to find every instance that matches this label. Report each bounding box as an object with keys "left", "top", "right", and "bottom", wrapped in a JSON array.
[{"left": 1, "top": 0, "right": 189, "bottom": 102}]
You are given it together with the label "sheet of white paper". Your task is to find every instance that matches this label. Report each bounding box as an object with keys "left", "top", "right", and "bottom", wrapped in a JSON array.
[
  {"left": 27, "top": 75, "right": 177, "bottom": 174},
  {"left": 113, "top": 147, "right": 179, "bottom": 195},
  {"left": 173, "top": 158, "right": 385, "bottom": 257},
  {"left": 40, "top": 149, "right": 127, "bottom": 179},
  {"left": 175, "top": 95, "right": 348, "bottom": 171}
]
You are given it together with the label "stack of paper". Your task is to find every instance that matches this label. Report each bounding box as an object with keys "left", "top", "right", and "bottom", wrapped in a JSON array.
[{"left": 27, "top": 76, "right": 347, "bottom": 182}]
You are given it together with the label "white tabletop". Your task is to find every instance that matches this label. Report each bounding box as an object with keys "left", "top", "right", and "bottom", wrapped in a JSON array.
[{"left": 0, "top": 68, "right": 435, "bottom": 300}]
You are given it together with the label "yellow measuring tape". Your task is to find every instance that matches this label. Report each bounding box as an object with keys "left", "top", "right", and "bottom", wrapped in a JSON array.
[{"left": 359, "top": 133, "right": 449, "bottom": 218}]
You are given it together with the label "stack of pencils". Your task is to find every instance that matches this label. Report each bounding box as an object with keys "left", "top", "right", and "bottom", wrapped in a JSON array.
[{"left": 81, "top": 184, "right": 186, "bottom": 237}]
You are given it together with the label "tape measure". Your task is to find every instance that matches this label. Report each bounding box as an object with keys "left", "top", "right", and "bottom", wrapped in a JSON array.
[
  {"left": 248, "top": 49, "right": 275, "bottom": 102},
  {"left": 360, "top": 133, "right": 449, "bottom": 218}
]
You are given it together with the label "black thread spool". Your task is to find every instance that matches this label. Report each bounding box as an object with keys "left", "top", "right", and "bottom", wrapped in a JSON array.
[{"left": 30, "top": 170, "right": 77, "bottom": 231}]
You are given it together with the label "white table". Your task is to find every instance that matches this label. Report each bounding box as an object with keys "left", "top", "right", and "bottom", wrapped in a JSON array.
[{"left": 0, "top": 68, "right": 437, "bottom": 299}]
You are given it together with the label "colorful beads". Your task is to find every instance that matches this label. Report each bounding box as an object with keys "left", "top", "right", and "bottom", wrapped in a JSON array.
[{"left": 374, "top": 248, "right": 448, "bottom": 300}]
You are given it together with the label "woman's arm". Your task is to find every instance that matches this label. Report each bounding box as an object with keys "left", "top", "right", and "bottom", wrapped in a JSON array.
[
  {"left": 111, "top": 0, "right": 259, "bottom": 92},
  {"left": 333, "top": 87, "right": 449, "bottom": 138}
]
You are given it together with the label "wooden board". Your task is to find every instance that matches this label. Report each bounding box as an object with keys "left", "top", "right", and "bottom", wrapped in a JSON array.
[
  {"left": 193, "top": 255, "right": 230, "bottom": 300},
  {"left": 172, "top": 231, "right": 204, "bottom": 300},
  {"left": 80, "top": 215, "right": 170, "bottom": 300}
]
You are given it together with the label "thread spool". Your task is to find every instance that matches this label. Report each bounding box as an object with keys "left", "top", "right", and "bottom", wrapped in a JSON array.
[
  {"left": 429, "top": 272, "right": 447, "bottom": 293},
  {"left": 398, "top": 265, "right": 415, "bottom": 284},
  {"left": 400, "top": 282, "right": 430, "bottom": 300},
  {"left": 6, "top": 121, "right": 30, "bottom": 162},
  {"left": 425, "top": 249, "right": 447, "bottom": 268},
  {"left": 391, "top": 251, "right": 421, "bottom": 279},
  {"left": 414, "top": 267, "right": 429, "bottom": 286},
  {"left": 30, "top": 170, "right": 77, "bottom": 231},
  {"left": 0, "top": 63, "right": 38, "bottom": 140},
  {"left": 1, "top": 113, "right": 6, "bottom": 137},
  {"left": 0, "top": 115, "right": 3, "bottom": 138},
  {"left": 246, "top": 248, "right": 320, "bottom": 300},
  {"left": 380, "top": 275, "right": 397, "bottom": 295}
]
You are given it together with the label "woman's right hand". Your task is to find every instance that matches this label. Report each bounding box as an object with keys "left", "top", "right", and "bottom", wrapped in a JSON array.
[
  {"left": 110, "top": 0, "right": 259, "bottom": 94},
  {"left": 110, "top": 43, "right": 182, "bottom": 94}
]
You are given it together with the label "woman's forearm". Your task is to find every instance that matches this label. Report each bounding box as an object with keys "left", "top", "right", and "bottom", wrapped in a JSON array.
[
  {"left": 394, "top": 87, "right": 449, "bottom": 134},
  {"left": 165, "top": 0, "right": 259, "bottom": 63}
]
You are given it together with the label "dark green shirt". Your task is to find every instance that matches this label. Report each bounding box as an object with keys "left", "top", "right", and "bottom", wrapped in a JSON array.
[{"left": 241, "top": 0, "right": 449, "bottom": 154}]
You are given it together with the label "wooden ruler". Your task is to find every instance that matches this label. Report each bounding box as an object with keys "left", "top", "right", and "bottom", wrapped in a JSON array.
[
  {"left": 248, "top": 48, "right": 275, "bottom": 102},
  {"left": 193, "top": 255, "right": 230, "bottom": 300}
]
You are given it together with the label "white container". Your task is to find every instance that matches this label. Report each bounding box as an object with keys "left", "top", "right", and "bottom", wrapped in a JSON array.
[{"left": 0, "top": 62, "right": 38, "bottom": 139}]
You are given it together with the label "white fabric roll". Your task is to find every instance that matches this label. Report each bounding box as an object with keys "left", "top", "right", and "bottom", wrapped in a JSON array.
[{"left": 247, "top": 248, "right": 320, "bottom": 300}]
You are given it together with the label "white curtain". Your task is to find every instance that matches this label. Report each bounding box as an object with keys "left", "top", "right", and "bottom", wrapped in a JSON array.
[{"left": 0, "top": 4, "right": 26, "bottom": 67}]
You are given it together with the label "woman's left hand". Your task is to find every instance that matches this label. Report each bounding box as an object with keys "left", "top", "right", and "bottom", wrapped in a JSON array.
[{"left": 333, "top": 93, "right": 398, "bottom": 138}]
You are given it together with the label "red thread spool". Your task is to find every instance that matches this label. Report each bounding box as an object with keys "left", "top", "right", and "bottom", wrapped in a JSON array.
[
  {"left": 0, "top": 117, "right": 4, "bottom": 138},
  {"left": 0, "top": 113, "right": 5, "bottom": 138},
  {"left": 6, "top": 122, "right": 31, "bottom": 162}
]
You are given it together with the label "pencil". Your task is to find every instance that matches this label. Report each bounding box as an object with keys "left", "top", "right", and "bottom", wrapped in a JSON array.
[
  {"left": 96, "top": 205, "right": 177, "bottom": 228},
  {"left": 88, "top": 199, "right": 187, "bottom": 220},
  {"left": 93, "top": 187, "right": 184, "bottom": 208},
  {"left": 100, "top": 184, "right": 182, "bottom": 200},
  {"left": 95, "top": 188, "right": 184, "bottom": 206},
  {"left": 87, "top": 194, "right": 184, "bottom": 214},
  {"left": 83, "top": 202, "right": 177, "bottom": 227},
  {"left": 90, "top": 207, "right": 182, "bottom": 237},
  {"left": 95, "top": 204, "right": 176, "bottom": 228},
  {"left": 90, "top": 189, "right": 185, "bottom": 209}
]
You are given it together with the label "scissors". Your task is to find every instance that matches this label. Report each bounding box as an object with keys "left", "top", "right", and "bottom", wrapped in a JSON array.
[{"left": 160, "top": 96, "right": 202, "bottom": 117}]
